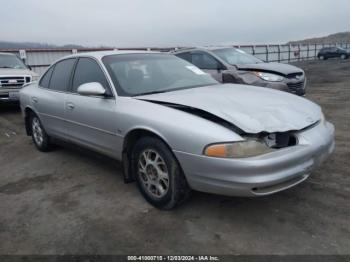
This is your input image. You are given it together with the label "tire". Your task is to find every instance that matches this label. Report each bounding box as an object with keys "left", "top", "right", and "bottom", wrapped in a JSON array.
[
  {"left": 319, "top": 55, "right": 325, "bottom": 60},
  {"left": 131, "top": 136, "right": 191, "bottom": 210},
  {"left": 30, "top": 113, "right": 53, "bottom": 152},
  {"left": 340, "top": 54, "right": 346, "bottom": 60}
]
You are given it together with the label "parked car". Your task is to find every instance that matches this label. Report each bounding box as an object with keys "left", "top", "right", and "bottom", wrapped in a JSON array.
[
  {"left": 20, "top": 51, "right": 335, "bottom": 209},
  {"left": 173, "top": 47, "right": 307, "bottom": 96},
  {"left": 0, "top": 52, "right": 39, "bottom": 103},
  {"left": 317, "top": 47, "right": 349, "bottom": 60}
]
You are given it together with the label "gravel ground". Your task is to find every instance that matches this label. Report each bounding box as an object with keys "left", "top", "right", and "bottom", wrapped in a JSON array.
[{"left": 0, "top": 59, "right": 349, "bottom": 255}]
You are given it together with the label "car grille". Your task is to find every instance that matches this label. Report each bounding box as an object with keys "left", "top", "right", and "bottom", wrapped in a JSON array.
[
  {"left": 287, "top": 81, "right": 304, "bottom": 90},
  {"left": 0, "top": 76, "right": 31, "bottom": 89},
  {"left": 286, "top": 72, "right": 303, "bottom": 79}
]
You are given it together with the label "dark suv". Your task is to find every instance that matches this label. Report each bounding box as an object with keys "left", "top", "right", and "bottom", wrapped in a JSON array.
[
  {"left": 317, "top": 47, "right": 349, "bottom": 60},
  {"left": 173, "top": 47, "right": 306, "bottom": 96}
]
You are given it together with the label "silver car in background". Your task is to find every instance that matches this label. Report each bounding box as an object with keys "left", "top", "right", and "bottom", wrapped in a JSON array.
[
  {"left": 173, "top": 47, "right": 307, "bottom": 96},
  {"left": 19, "top": 51, "right": 335, "bottom": 209}
]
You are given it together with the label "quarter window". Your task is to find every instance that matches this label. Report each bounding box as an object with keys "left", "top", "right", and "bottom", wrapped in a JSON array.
[
  {"left": 72, "top": 57, "right": 111, "bottom": 95},
  {"left": 49, "top": 59, "right": 76, "bottom": 92},
  {"left": 39, "top": 66, "right": 54, "bottom": 89}
]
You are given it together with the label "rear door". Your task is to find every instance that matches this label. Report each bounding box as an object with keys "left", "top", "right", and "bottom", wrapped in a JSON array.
[
  {"left": 35, "top": 58, "right": 76, "bottom": 138},
  {"left": 64, "top": 57, "right": 119, "bottom": 157}
]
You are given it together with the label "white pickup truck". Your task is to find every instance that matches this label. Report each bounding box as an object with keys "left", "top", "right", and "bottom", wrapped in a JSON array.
[{"left": 0, "top": 52, "right": 39, "bottom": 102}]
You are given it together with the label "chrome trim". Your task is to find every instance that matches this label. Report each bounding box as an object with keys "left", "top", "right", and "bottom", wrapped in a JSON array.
[{"left": 0, "top": 75, "right": 32, "bottom": 88}]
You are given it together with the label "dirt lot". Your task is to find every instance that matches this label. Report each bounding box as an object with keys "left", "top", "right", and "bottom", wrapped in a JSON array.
[{"left": 0, "top": 59, "right": 349, "bottom": 255}]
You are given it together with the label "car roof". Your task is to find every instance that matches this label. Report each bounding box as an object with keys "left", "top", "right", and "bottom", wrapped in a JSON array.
[
  {"left": 64, "top": 50, "right": 162, "bottom": 60},
  {"left": 172, "top": 46, "right": 236, "bottom": 53}
]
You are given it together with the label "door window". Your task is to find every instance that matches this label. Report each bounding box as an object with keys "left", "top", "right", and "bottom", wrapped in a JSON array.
[
  {"left": 49, "top": 59, "right": 76, "bottom": 92},
  {"left": 191, "top": 52, "right": 221, "bottom": 70},
  {"left": 72, "top": 57, "right": 112, "bottom": 96}
]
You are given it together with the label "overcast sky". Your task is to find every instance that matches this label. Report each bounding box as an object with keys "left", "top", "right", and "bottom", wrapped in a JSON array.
[{"left": 2, "top": 0, "right": 350, "bottom": 47}]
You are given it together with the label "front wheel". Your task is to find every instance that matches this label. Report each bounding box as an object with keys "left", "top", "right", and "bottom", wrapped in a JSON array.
[
  {"left": 340, "top": 54, "right": 347, "bottom": 60},
  {"left": 131, "top": 137, "right": 191, "bottom": 210},
  {"left": 30, "top": 114, "right": 53, "bottom": 152},
  {"left": 319, "top": 55, "right": 325, "bottom": 60}
]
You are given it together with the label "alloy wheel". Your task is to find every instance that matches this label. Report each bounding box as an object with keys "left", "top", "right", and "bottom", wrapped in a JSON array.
[
  {"left": 138, "top": 149, "right": 170, "bottom": 198},
  {"left": 32, "top": 117, "right": 44, "bottom": 146}
]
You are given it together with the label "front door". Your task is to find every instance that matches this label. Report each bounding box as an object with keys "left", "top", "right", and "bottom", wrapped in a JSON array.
[{"left": 64, "top": 57, "right": 121, "bottom": 157}]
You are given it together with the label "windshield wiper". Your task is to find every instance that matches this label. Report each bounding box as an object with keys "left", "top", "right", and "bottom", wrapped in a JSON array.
[
  {"left": 132, "top": 90, "right": 168, "bottom": 97},
  {"left": 132, "top": 83, "right": 218, "bottom": 97},
  {"left": 0, "top": 66, "right": 14, "bottom": 69}
]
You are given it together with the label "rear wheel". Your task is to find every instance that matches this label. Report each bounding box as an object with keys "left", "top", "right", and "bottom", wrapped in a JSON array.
[
  {"left": 131, "top": 137, "right": 191, "bottom": 210},
  {"left": 30, "top": 114, "right": 52, "bottom": 152},
  {"left": 340, "top": 54, "right": 347, "bottom": 60},
  {"left": 319, "top": 55, "right": 325, "bottom": 60}
]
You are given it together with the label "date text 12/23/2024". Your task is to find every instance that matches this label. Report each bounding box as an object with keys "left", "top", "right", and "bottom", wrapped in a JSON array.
[{"left": 127, "top": 256, "right": 219, "bottom": 261}]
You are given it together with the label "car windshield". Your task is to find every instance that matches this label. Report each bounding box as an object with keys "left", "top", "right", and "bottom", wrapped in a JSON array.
[
  {"left": 103, "top": 53, "right": 218, "bottom": 96},
  {"left": 0, "top": 54, "right": 27, "bottom": 69},
  {"left": 212, "top": 48, "right": 263, "bottom": 65}
]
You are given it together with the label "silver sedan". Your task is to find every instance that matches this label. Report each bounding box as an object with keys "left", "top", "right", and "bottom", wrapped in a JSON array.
[{"left": 19, "top": 51, "right": 335, "bottom": 209}]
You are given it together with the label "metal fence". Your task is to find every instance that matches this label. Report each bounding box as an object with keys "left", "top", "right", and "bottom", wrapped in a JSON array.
[{"left": 1, "top": 43, "right": 350, "bottom": 75}]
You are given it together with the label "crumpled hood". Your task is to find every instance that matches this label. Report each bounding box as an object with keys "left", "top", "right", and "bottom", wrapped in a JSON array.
[
  {"left": 0, "top": 68, "right": 37, "bottom": 77},
  {"left": 136, "top": 84, "right": 321, "bottom": 134},
  {"left": 236, "top": 62, "right": 303, "bottom": 76}
]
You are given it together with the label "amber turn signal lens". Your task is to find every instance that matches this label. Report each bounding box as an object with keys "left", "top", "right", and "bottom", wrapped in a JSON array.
[{"left": 204, "top": 144, "right": 228, "bottom": 158}]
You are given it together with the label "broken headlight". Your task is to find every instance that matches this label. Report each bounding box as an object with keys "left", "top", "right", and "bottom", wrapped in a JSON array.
[{"left": 253, "top": 72, "right": 284, "bottom": 82}]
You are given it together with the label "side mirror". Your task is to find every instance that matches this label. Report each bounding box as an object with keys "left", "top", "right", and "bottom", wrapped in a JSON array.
[
  {"left": 27, "top": 65, "right": 32, "bottom": 70},
  {"left": 217, "top": 63, "right": 226, "bottom": 71},
  {"left": 77, "top": 82, "right": 106, "bottom": 96}
]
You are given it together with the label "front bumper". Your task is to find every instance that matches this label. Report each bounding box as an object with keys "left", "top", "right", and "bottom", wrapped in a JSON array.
[
  {"left": 0, "top": 89, "right": 21, "bottom": 102},
  {"left": 264, "top": 79, "right": 306, "bottom": 96},
  {"left": 239, "top": 72, "right": 306, "bottom": 96},
  {"left": 174, "top": 120, "right": 335, "bottom": 197}
]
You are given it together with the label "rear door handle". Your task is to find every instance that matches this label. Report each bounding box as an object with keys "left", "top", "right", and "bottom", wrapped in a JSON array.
[
  {"left": 66, "top": 102, "right": 75, "bottom": 110},
  {"left": 31, "top": 97, "right": 38, "bottom": 103}
]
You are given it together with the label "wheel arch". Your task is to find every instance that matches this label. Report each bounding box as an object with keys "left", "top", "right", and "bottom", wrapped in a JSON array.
[
  {"left": 24, "top": 106, "right": 38, "bottom": 136},
  {"left": 121, "top": 128, "right": 180, "bottom": 183}
]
